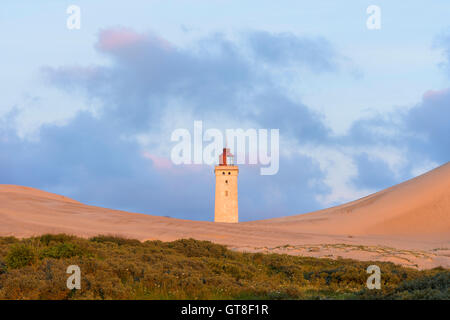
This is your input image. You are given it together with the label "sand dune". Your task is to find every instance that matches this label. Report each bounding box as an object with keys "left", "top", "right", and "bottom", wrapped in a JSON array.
[
  {"left": 253, "top": 161, "right": 450, "bottom": 237},
  {"left": 1, "top": 162, "right": 449, "bottom": 269}
]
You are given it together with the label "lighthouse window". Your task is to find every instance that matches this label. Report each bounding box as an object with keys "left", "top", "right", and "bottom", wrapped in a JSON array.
[
  {"left": 225, "top": 180, "right": 228, "bottom": 184},
  {"left": 222, "top": 172, "right": 225, "bottom": 175},
  {"left": 225, "top": 191, "right": 228, "bottom": 196},
  {"left": 228, "top": 172, "right": 231, "bottom": 175}
]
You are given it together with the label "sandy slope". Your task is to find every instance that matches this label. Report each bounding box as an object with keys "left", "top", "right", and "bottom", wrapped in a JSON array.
[
  {"left": 0, "top": 162, "right": 449, "bottom": 269},
  {"left": 251, "top": 161, "right": 450, "bottom": 237}
]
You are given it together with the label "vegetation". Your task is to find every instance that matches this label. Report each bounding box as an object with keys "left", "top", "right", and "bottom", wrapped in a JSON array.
[{"left": 0, "top": 235, "right": 448, "bottom": 300}]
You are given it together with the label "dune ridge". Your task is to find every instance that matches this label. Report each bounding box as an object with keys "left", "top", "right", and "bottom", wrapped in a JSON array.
[{"left": 254, "top": 162, "right": 450, "bottom": 237}]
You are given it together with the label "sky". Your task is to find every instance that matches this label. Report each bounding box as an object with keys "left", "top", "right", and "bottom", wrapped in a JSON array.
[{"left": 1, "top": 1, "right": 449, "bottom": 221}]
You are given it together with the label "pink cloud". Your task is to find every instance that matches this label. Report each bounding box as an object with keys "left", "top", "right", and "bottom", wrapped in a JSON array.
[
  {"left": 422, "top": 88, "right": 450, "bottom": 101},
  {"left": 142, "top": 152, "right": 212, "bottom": 176},
  {"left": 97, "top": 27, "right": 146, "bottom": 51},
  {"left": 96, "top": 27, "right": 172, "bottom": 52},
  {"left": 142, "top": 151, "right": 173, "bottom": 170}
]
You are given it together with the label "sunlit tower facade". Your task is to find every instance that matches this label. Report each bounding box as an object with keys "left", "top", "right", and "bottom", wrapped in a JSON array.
[{"left": 214, "top": 148, "right": 239, "bottom": 223}]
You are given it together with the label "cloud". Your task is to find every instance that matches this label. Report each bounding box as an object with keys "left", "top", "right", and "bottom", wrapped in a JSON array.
[
  {"left": 4, "top": 28, "right": 344, "bottom": 221},
  {"left": 96, "top": 27, "right": 154, "bottom": 52},
  {"left": 246, "top": 31, "right": 339, "bottom": 72},
  {"left": 404, "top": 88, "right": 450, "bottom": 163},
  {"left": 0, "top": 109, "right": 326, "bottom": 221},
  {"left": 338, "top": 84, "right": 450, "bottom": 190},
  {"left": 2, "top": 27, "right": 449, "bottom": 221},
  {"left": 351, "top": 153, "right": 398, "bottom": 190},
  {"left": 434, "top": 32, "right": 450, "bottom": 76},
  {"left": 43, "top": 29, "right": 343, "bottom": 136},
  {"left": 0, "top": 110, "right": 220, "bottom": 219}
]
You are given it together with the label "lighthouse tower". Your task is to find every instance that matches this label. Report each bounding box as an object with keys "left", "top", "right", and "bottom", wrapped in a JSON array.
[{"left": 214, "top": 148, "right": 239, "bottom": 223}]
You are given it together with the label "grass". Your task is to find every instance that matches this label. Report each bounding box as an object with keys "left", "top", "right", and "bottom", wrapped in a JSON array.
[{"left": 0, "top": 234, "right": 448, "bottom": 300}]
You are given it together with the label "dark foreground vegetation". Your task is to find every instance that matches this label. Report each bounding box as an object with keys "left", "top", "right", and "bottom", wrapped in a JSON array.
[{"left": 0, "top": 235, "right": 448, "bottom": 299}]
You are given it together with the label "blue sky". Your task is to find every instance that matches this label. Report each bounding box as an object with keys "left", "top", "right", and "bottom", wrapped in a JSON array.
[{"left": 1, "top": 1, "right": 449, "bottom": 221}]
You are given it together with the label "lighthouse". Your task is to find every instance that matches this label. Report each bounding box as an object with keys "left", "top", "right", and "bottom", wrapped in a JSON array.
[{"left": 214, "top": 148, "right": 239, "bottom": 223}]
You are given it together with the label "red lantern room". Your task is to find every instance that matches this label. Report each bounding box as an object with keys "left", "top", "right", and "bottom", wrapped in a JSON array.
[{"left": 219, "top": 148, "right": 234, "bottom": 166}]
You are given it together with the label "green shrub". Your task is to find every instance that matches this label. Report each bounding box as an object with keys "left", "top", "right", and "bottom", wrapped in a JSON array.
[
  {"left": 390, "top": 272, "right": 450, "bottom": 299},
  {"left": 168, "top": 238, "right": 229, "bottom": 258},
  {"left": 89, "top": 235, "right": 141, "bottom": 246},
  {"left": 6, "top": 244, "right": 36, "bottom": 269},
  {"left": 39, "top": 242, "right": 82, "bottom": 259},
  {"left": 0, "top": 261, "right": 6, "bottom": 274},
  {"left": 38, "top": 234, "right": 76, "bottom": 246},
  {"left": 0, "top": 235, "right": 448, "bottom": 300},
  {"left": 0, "top": 236, "right": 19, "bottom": 245}
]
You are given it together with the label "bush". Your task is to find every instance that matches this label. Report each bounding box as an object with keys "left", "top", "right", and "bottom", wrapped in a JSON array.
[
  {"left": 0, "top": 235, "right": 448, "bottom": 300},
  {"left": 390, "top": 272, "right": 450, "bottom": 299},
  {"left": 89, "top": 235, "right": 141, "bottom": 246},
  {"left": 0, "top": 261, "right": 6, "bottom": 274},
  {"left": 168, "top": 238, "right": 229, "bottom": 258},
  {"left": 6, "top": 244, "right": 35, "bottom": 269},
  {"left": 39, "top": 243, "right": 82, "bottom": 259},
  {"left": 0, "top": 237, "right": 19, "bottom": 245},
  {"left": 38, "top": 234, "right": 76, "bottom": 246}
]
